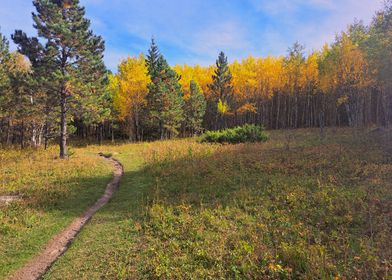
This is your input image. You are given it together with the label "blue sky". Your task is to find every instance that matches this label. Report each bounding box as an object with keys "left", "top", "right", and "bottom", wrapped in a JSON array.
[{"left": 0, "top": 0, "right": 383, "bottom": 71}]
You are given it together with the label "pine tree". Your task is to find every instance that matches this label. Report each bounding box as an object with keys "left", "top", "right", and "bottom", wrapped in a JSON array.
[
  {"left": 13, "top": 0, "right": 107, "bottom": 158},
  {"left": 208, "top": 51, "right": 233, "bottom": 128},
  {"left": 184, "top": 80, "right": 206, "bottom": 135}
]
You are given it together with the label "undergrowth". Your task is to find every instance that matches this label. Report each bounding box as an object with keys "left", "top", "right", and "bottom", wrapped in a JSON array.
[{"left": 201, "top": 124, "right": 269, "bottom": 144}]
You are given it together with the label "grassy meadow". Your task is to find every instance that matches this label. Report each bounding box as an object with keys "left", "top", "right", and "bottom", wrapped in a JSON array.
[
  {"left": 1, "top": 0, "right": 392, "bottom": 279},
  {"left": 31, "top": 128, "right": 391, "bottom": 279}
]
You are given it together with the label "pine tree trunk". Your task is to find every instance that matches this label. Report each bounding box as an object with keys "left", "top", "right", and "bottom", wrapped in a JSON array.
[{"left": 59, "top": 92, "right": 68, "bottom": 158}]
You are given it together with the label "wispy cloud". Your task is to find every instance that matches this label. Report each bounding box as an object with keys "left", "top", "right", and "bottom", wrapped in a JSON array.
[
  {"left": 249, "top": 0, "right": 383, "bottom": 54},
  {"left": 249, "top": 0, "right": 333, "bottom": 15},
  {"left": 0, "top": 0, "right": 384, "bottom": 70}
]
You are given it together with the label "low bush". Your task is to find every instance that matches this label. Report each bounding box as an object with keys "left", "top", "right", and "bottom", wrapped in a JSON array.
[{"left": 201, "top": 124, "right": 269, "bottom": 144}]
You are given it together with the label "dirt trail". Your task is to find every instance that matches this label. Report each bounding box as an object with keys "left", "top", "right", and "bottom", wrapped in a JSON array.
[{"left": 9, "top": 156, "right": 124, "bottom": 280}]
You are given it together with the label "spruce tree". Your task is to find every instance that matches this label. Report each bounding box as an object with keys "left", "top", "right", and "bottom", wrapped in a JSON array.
[
  {"left": 184, "top": 80, "right": 206, "bottom": 135},
  {"left": 208, "top": 51, "right": 233, "bottom": 128},
  {"left": 0, "top": 32, "right": 11, "bottom": 143},
  {"left": 145, "top": 39, "right": 184, "bottom": 139},
  {"left": 13, "top": 0, "right": 107, "bottom": 158},
  {"left": 146, "top": 38, "right": 161, "bottom": 79},
  {"left": 0, "top": 31, "right": 10, "bottom": 91}
]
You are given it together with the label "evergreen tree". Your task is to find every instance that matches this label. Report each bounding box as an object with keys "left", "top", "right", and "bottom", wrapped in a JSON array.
[
  {"left": 0, "top": 32, "right": 11, "bottom": 144},
  {"left": 146, "top": 37, "right": 161, "bottom": 79},
  {"left": 145, "top": 40, "right": 184, "bottom": 139},
  {"left": 0, "top": 30, "right": 10, "bottom": 100},
  {"left": 0, "top": 30, "right": 9, "bottom": 81},
  {"left": 13, "top": 0, "right": 107, "bottom": 158},
  {"left": 184, "top": 80, "right": 206, "bottom": 135},
  {"left": 208, "top": 51, "right": 233, "bottom": 128}
]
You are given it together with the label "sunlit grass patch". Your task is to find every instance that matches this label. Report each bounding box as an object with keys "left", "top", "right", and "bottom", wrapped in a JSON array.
[{"left": 0, "top": 146, "right": 113, "bottom": 278}]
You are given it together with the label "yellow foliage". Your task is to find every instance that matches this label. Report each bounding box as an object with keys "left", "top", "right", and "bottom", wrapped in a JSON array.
[
  {"left": 230, "top": 56, "right": 285, "bottom": 100},
  {"left": 111, "top": 54, "right": 150, "bottom": 121},
  {"left": 217, "top": 99, "right": 230, "bottom": 115},
  {"left": 300, "top": 52, "right": 319, "bottom": 92},
  {"left": 320, "top": 33, "right": 370, "bottom": 95},
  {"left": 174, "top": 64, "right": 213, "bottom": 99}
]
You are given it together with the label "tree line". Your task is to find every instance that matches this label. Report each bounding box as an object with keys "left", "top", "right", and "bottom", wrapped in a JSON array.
[{"left": 0, "top": 0, "right": 391, "bottom": 157}]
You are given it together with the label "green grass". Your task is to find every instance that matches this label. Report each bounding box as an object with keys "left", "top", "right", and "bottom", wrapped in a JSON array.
[
  {"left": 41, "top": 128, "right": 391, "bottom": 279},
  {"left": 0, "top": 147, "right": 113, "bottom": 278}
]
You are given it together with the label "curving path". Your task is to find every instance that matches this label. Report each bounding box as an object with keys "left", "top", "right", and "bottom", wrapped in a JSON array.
[{"left": 9, "top": 155, "right": 124, "bottom": 280}]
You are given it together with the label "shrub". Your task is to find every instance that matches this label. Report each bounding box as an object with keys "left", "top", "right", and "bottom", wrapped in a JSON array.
[{"left": 201, "top": 124, "right": 269, "bottom": 144}]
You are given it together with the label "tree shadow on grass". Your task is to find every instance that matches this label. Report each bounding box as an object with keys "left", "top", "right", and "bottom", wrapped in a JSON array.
[
  {"left": 0, "top": 171, "right": 113, "bottom": 279},
  {"left": 96, "top": 128, "right": 392, "bottom": 220}
]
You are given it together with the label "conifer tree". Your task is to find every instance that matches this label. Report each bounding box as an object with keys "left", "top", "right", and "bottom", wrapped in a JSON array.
[
  {"left": 13, "top": 0, "right": 107, "bottom": 158},
  {"left": 0, "top": 31, "right": 10, "bottom": 100},
  {"left": 146, "top": 38, "right": 161, "bottom": 79},
  {"left": 145, "top": 39, "right": 184, "bottom": 139},
  {"left": 183, "top": 80, "right": 206, "bottom": 135},
  {"left": 208, "top": 51, "right": 233, "bottom": 128},
  {"left": 0, "top": 31, "right": 9, "bottom": 83},
  {"left": 0, "top": 32, "right": 11, "bottom": 144}
]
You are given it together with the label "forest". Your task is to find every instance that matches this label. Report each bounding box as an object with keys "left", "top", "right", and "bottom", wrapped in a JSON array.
[
  {"left": 1, "top": 0, "right": 391, "bottom": 279},
  {"left": 0, "top": 1, "right": 391, "bottom": 157}
]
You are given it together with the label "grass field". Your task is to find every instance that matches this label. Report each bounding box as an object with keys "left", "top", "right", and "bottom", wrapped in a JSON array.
[
  {"left": 1, "top": 129, "right": 391, "bottom": 279},
  {"left": 0, "top": 147, "right": 113, "bottom": 278},
  {"left": 34, "top": 128, "right": 391, "bottom": 279}
]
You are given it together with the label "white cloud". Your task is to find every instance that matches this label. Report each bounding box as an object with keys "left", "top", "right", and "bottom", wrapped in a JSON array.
[
  {"left": 0, "top": 0, "right": 386, "bottom": 69},
  {"left": 249, "top": 0, "right": 384, "bottom": 56}
]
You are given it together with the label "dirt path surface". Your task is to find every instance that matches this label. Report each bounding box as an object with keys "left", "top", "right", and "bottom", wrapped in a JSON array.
[{"left": 8, "top": 156, "right": 124, "bottom": 280}]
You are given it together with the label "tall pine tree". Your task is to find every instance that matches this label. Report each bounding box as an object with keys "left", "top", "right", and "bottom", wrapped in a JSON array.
[{"left": 13, "top": 0, "right": 107, "bottom": 158}]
